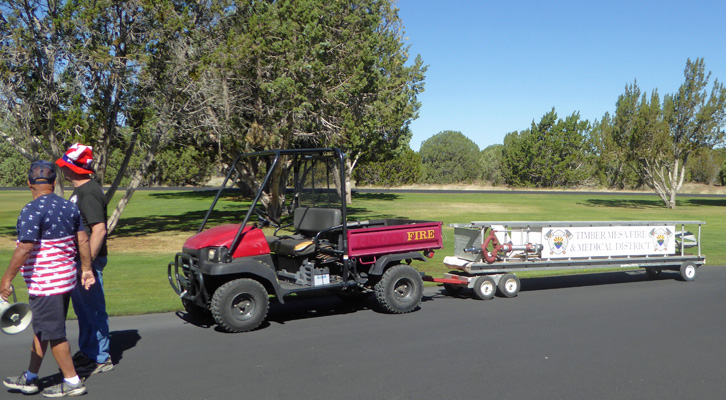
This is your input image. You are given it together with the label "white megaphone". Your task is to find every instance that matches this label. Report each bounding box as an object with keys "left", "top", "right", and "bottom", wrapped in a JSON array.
[{"left": 1, "top": 286, "right": 33, "bottom": 335}]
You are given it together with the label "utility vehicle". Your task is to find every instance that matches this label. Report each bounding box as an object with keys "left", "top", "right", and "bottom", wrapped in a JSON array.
[{"left": 169, "top": 148, "right": 442, "bottom": 332}]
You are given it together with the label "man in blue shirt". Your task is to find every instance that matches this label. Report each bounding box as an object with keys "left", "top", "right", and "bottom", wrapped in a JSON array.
[{"left": 1, "top": 161, "right": 95, "bottom": 397}]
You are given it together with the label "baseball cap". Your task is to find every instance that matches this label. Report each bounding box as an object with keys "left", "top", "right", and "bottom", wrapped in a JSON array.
[
  {"left": 28, "top": 160, "right": 57, "bottom": 184},
  {"left": 55, "top": 143, "right": 94, "bottom": 174}
]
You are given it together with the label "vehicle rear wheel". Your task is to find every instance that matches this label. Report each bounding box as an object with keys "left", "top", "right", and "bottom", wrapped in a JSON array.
[
  {"left": 374, "top": 264, "right": 423, "bottom": 314},
  {"left": 211, "top": 278, "right": 269, "bottom": 332},
  {"left": 496, "top": 273, "right": 520, "bottom": 298},
  {"left": 678, "top": 262, "right": 697, "bottom": 282},
  {"left": 472, "top": 276, "right": 496, "bottom": 300}
]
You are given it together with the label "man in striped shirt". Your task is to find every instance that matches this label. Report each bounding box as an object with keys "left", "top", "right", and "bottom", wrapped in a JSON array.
[{"left": 1, "top": 161, "right": 95, "bottom": 397}]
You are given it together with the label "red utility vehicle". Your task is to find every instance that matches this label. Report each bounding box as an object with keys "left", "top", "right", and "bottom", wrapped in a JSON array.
[{"left": 168, "top": 148, "right": 442, "bottom": 332}]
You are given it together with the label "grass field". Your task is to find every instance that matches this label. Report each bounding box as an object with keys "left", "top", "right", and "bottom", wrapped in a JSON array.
[{"left": 1, "top": 189, "right": 723, "bottom": 317}]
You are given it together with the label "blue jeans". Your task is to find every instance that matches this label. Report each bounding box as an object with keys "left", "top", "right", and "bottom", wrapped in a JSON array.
[{"left": 72, "top": 257, "right": 110, "bottom": 364}]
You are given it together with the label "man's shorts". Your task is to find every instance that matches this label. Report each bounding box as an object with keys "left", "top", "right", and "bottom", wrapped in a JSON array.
[{"left": 28, "top": 291, "right": 72, "bottom": 341}]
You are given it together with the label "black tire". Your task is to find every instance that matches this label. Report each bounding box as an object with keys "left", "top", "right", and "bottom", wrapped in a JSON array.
[
  {"left": 645, "top": 268, "right": 662, "bottom": 279},
  {"left": 678, "top": 262, "right": 697, "bottom": 282},
  {"left": 374, "top": 264, "right": 423, "bottom": 314},
  {"left": 211, "top": 278, "right": 269, "bottom": 332},
  {"left": 496, "top": 273, "right": 520, "bottom": 298},
  {"left": 472, "top": 276, "right": 496, "bottom": 300}
]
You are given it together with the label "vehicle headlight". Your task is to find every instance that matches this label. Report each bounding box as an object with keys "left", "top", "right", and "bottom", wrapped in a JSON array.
[{"left": 206, "top": 247, "right": 227, "bottom": 262}]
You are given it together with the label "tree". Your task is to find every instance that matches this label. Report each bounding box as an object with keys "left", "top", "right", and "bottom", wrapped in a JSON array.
[
  {"left": 616, "top": 59, "right": 726, "bottom": 208},
  {"left": 479, "top": 144, "right": 505, "bottom": 186},
  {"left": 147, "top": 145, "right": 215, "bottom": 187},
  {"left": 1, "top": 1, "right": 230, "bottom": 232},
  {"left": 0, "top": 1, "right": 76, "bottom": 170},
  {"left": 419, "top": 131, "right": 480, "bottom": 184},
  {"left": 686, "top": 147, "right": 726, "bottom": 185},
  {"left": 202, "top": 0, "right": 425, "bottom": 213},
  {"left": 354, "top": 146, "right": 421, "bottom": 186},
  {"left": 2, "top": 1, "right": 425, "bottom": 227},
  {"left": 0, "top": 136, "right": 27, "bottom": 186},
  {"left": 589, "top": 113, "right": 641, "bottom": 189},
  {"left": 501, "top": 109, "right": 591, "bottom": 187}
]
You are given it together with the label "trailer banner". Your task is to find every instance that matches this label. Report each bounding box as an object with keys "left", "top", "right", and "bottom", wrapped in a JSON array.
[{"left": 542, "top": 225, "right": 676, "bottom": 259}]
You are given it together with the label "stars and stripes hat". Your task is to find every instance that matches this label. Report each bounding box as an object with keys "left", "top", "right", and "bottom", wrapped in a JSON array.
[
  {"left": 55, "top": 143, "right": 94, "bottom": 174},
  {"left": 28, "top": 160, "right": 57, "bottom": 184}
]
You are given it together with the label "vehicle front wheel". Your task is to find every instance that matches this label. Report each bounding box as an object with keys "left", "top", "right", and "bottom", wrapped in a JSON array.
[
  {"left": 374, "top": 264, "right": 423, "bottom": 314},
  {"left": 211, "top": 278, "right": 269, "bottom": 332}
]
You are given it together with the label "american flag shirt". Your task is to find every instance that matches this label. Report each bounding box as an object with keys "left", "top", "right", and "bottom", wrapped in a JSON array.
[{"left": 16, "top": 193, "right": 85, "bottom": 296}]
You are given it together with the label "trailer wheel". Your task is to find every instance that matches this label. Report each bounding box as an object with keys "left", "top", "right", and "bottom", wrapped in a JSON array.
[
  {"left": 211, "top": 278, "right": 269, "bottom": 332},
  {"left": 497, "top": 274, "right": 520, "bottom": 298},
  {"left": 678, "top": 262, "right": 697, "bottom": 282},
  {"left": 375, "top": 264, "right": 423, "bottom": 314},
  {"left": 472, "top": 276, "right": 496, "bottom": 300}
]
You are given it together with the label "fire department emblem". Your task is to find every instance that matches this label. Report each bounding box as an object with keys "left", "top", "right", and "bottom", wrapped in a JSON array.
[
  {"left": 649, "top": 227, "right": 672, "bottom": 251},
  {"left": 544, "top": 229, "right": 573, "bottom": 255}
]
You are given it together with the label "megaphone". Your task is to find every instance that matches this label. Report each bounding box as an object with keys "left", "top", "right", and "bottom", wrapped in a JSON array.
[{"left": 1, "top": 286, "right": 32, "bottom": 335}]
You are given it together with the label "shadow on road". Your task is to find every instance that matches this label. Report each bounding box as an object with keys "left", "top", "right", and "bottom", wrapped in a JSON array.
[
  {"left": 265, "top": 293, "right": 372, "bottom": 327},
  {"left": 174, "top": 292, "right": 376, "bottom": 332},
  {"left": 518, "top": 270, "right": 676, "bottom": 292},
  {"left": 32, "top": 329, "right": 141, "bottom": 389},
  {"left": 109, "top": 330, "right": 141, "bottom": 365},
  {"left": 432, "top": 270, "right": 682, "bottom": 299}
]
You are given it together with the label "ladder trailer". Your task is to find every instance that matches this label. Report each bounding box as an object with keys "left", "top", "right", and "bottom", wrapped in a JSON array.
[{"left": 428, "top": 221, "right": 705, "bottom": 300}]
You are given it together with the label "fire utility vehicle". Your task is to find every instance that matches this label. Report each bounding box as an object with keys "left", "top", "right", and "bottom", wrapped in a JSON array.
[{"left": 168, "top": 148, "right": 442, "bottom": 332}]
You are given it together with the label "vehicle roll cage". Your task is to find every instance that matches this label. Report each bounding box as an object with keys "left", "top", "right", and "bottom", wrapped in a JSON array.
[{"left": 197, "top": 148, "right": 348, "bottom": 261}]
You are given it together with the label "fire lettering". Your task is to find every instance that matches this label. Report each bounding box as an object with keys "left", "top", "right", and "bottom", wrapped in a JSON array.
[{"left": 407, "top": 229, "right": 435, "bottom": 241}]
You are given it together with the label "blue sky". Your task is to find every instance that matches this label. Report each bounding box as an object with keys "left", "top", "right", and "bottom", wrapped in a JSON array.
[{"left": 396, "top": 0, "right": 726, "bottom": 151}]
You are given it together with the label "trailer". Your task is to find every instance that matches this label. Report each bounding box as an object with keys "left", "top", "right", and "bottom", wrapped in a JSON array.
[{"left": 426, "top": 221, "right": 705, "bottom": 300}]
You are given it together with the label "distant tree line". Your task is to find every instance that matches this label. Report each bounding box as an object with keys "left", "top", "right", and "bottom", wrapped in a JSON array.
[{"left": 355, "top": 59, "right": 726, "bottom": 209}]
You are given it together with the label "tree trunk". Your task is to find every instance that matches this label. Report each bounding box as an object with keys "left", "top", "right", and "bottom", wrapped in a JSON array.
[
  {"left": 341, "top": 155, "right": 359, "bottom": 205},
  {"left": 105, "top": 130, "right": 139, "bottom": 203},
  {"left": 106, "top": 132, "right": 167, "bottom": 234}
]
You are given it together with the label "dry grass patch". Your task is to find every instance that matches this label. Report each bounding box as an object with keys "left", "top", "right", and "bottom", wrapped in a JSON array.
[
  {"left": 0, "top": 236, "right": 15, "bottom": 251},
  {"left": 397, "top": 202, "right": 539, "bottom": 220},
  {"left": 108, "top": 232, "right": 188, "bottom": 254}
]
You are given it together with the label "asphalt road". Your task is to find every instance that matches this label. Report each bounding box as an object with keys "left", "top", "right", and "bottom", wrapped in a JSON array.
[{"left": 2, "top": 267, "right": 725, "bottom": 400}]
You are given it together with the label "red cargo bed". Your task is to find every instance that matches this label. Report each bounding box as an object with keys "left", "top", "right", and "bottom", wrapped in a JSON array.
[{"left": 346, "top": 220, "right": 443, "bottom": 258}]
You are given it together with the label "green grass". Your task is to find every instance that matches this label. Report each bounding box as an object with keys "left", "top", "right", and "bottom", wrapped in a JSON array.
[{"left": 1, "top": 189, "right": 723, "bottom": 316}]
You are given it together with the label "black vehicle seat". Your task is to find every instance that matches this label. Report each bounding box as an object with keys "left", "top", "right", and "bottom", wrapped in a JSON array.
[{"left": 268, "top": 207, "right": 342, "bottom": 257}]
